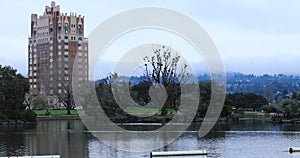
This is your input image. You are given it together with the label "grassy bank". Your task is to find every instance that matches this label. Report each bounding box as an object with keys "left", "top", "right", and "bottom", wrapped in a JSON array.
[
  {"left": 124, "top": 107, "right": 177, "bottom": 115},
  {"left": 34, "top": 110, "right": 79, "bottom": 116}
]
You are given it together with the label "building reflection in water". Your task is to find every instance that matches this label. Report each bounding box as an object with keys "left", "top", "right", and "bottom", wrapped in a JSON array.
[{"left": 25, "top": 120, "right": 90, "bottom": 158}]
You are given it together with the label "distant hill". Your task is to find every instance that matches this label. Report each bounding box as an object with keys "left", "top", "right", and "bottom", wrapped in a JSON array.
[
  {"left": 224, "top": 72, "right": 300, "bottom": 94},
  {"left": 196, "top": 72, "right": 300, "bottom": 103},
  {"left": 95, "top": 72, "right": 300, "bottom": 103}
]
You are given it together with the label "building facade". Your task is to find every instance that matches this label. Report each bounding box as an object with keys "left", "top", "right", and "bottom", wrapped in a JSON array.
[{"left": 28, "top": 2, "right": 88, "bottom": 107}]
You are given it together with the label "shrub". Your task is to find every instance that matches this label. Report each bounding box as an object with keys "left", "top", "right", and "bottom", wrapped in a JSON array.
[
  {"left": 23, "top": 110, "right": 37, "bottom": 122},
  {"left": 143, "top": 116, "right": 163, "bottom": 123},
  {"left": 45, "top": 111, "right": 51, "bottom": 116},
  {"left": 261, "top": 105, "right": 277, "bottom": 113},
  {"left": 8, "top": 111, "right": 24, "bottom": 120},
  {"left": 0, "top": 113, "right": 7, "bottom": 120}
]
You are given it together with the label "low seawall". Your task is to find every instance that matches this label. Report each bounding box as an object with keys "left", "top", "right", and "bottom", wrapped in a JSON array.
[{"left": 36, "top": 116, "right": 84, "bottom": 121}]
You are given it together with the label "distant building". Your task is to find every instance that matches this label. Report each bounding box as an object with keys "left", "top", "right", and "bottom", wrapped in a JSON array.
[{"left": 28, "top": 1, "right": 88, "bottom": 107}]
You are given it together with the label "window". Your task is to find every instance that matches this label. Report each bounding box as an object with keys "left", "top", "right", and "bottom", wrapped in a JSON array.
[
  {"left": 78, "top": 24, "right": 82, "bottom": 34},
  {"left": 58, "top": 23, "right": 61, "bottom": 33},
  {"left": 64, "top": 36, "right": 68, "bottom": 40},
  {"left": 78, "top": 37, "right": 82, "bottom": 41},
  {"left": 33, "top": 27, "right": 37, "bottom": 36},
  {"left": 49, "top": 24, "right": 53, "bottom": 34},
  {"left": 64, "top": 23, "right": 69, "bottom": 34}
]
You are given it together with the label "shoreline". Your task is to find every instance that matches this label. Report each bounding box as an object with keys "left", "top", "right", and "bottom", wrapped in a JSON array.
[
  {"left": 35, "top": 115, "right": 230, "bottom": 123},
  {"left": 3, "top": 115, "right": 299, "bottom": 125},
  {"left": 0, "top": 120, "right": 35, "bottom": 125},
  {"left": 36, "top": 115, "right": 95, "bottom": 121}
]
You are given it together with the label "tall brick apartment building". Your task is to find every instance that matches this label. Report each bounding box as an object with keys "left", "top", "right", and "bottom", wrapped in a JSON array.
[{"left": 28, "top": 2, "right": 88, "bottom": 107}]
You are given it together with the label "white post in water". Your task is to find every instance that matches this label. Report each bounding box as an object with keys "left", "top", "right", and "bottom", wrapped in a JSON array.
[
  {"left": 290, "top": 148, "right": 300, "bottom": 153},
  {"left": 150, "top": 150, "right": 207, "bottom": 157}
]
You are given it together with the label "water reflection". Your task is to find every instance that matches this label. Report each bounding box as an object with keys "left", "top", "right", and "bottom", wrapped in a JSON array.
[
  {"left": 0, "top": 121, "right": 91, "bottom": 157},
  {"left": 0, "top": 124, "right": 35, "bottom": 156},
  {"left": 31, "top": 120, "right": 90, "bottom": 157},
  {"left": 0, "top": 119, "right": 300, "bottom": 158}
]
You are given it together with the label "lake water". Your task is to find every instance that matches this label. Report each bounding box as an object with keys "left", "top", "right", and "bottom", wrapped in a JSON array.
[{"left": 0, "top": 119, "right": 300, "bottom": 158}]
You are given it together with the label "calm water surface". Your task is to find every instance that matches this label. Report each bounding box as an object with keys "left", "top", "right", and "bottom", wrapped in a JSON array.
[{"left": 0, "top": 119, "right": 300, "bottom": 158}]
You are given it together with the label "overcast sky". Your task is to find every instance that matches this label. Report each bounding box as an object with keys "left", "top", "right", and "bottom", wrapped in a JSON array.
[{"left": 0, "top": 0, "right": 300, "bottom": 79}]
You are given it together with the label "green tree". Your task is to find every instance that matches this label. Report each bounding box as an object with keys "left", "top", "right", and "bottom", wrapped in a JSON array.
[
  {"left": 282, "top": 99, "right": 300, "bottom": 119},
  {"left": 226, "top": 93, "right": 245, "bottom": 110},
  {"left": 244, "top": 92, "right": 268, "bottom": 111},
  {"left": 130, "top": 81, "right": 152, "bottom": 106},
  {"left": 291, "top": 92, "right": 300, "bottom": 100},
  {"left": 0, "top": 65, "right": 29, "bottom": 119},
  {"left": 261, "top": 105, "right": 277, "bottom": 113},
  {"left": 197, "top": 81, "right": 211, "bottom": 117},
  {"left": 281, "top": 92, "right": 300, "bottom": 119},
  {"left": 95, "top": 74, "right": 124, "bottom": 117},
  {"left": 197, "top": 81, "right": 232, "bottom": 118},
  {"left": 226, "top": 92, "right": 267, "bottom": 112}
]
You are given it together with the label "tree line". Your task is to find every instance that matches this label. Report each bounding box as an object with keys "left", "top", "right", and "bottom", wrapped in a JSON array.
[
  {"left": 83, "top": 45, "right": 270, "bottom": 122},
  {"left": 0, "top": 45, "right": 288, "bottom": 122},
  {"left": 91, "top": 77, "right": 269, "bottom": 122}
]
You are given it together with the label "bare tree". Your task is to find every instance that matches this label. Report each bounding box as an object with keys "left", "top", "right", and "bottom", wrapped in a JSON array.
[
  {"left": 143, "top": 45, "right": 189, "bottom": 115},
  {"left": 264, "top": 85, "right": 274, "bottom": 105},
  {"left": 24, "top": 92, "right": 34, "bottom": 110},
  {"left": 32, "top": 95, "right": 49, "bottom": 112},
  {"left": 59, "top": 84, "right": 75, "bottom": 115}
]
